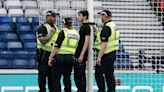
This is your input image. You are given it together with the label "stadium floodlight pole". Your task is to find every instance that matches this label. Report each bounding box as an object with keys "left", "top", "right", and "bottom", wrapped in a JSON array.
[{"left": 87, "top": 0, "right": 94, "bottom": 92}]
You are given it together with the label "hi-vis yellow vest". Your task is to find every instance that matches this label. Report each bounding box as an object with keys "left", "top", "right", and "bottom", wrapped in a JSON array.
[
  {"left": 37, "top": 23, "right": 59, "bottom": 52},
  {"left": 57, "top": 28, "right": 80, "bottom": 54},
  {"left": 96, "top": 21, "right": 120, "bottom": 54}
]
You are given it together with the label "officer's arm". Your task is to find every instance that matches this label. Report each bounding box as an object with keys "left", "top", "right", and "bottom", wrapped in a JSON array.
[
  {"left": 39, "top": 27, "right": 56, "bottom": 44},
  {"left": 49, "top": 30, "right": 65, "bottom": 60},
  {"left": 98, "top": 26, "right": 111, "bottom": 60},
  {"left": 97, "top": 42, "right": 107, "bottom": 60},
  {"left": 49, "top": 47, "right": 59, "bottom": 60}
]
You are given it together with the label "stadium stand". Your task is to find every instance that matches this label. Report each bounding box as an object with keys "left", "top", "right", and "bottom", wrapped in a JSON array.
[
  {"left": 7, "top": 41, "right": 23, "bottom": 50},
  {"left": 0, "top": 8, "right": 7, "bottom": 16},
  {"left": 4, "top": 0, "right": 22, "bottom": 9},
  {"left": 25, "top": 9, "right": 39, "bottom": 17},
  {"left": 22, "top": 1, "right": 37, "bottom": 10},
  {"left": 8, "top": 9, "right": 24, "bottom": 17},
  {"left": 0, "top": 16, "right": 13, "bottom": 24},
  {"left": 0, "top": 0, "right": 163, "bottom": 71},
  {"left": 0, "top": 25, "right": 12, "bottom": 33}
]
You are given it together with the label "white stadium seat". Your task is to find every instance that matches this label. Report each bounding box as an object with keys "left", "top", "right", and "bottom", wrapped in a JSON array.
[
  {"left": 25, "top": 9, "right": 39, "bottom": 17},
  {"left": 22, "top": 1, "right": 37, "bottom": 10},
  {"left": 55, "top": 1, "right": 70, "bottom": 9},
  {"left": 0, "top": 8, "right": 7, "bottom": 16},
  {"left": 39, "top": 1, "right": 54, "bottom": 10},
  {"left": 8, "top": 9, "right": 23, "bottom": 17},
  {"left": 71, "top": 1, "right": 86, "bottom": 9},
  {"left": 0, "top": 1, "right": 2, "bottom": 8},
  {"left": 5, "top": 0, "right": 22, "bottom": 9}
]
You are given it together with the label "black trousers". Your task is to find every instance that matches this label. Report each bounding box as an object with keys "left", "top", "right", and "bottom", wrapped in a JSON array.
[
  {"left": 52, "top": 54, "right": 74, "bottom": 92},
  {"left": 95, "top": 51, "right": 116, "bottom": 92},
  {"left": 37, "top": 49, "right": 54, "bottom": 92},
  {"left": 74, "top": 57, "right": 87, "bottom": 92}
]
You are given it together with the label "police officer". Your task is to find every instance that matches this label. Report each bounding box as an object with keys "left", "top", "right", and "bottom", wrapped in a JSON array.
[
  {"left": 74, "top": 10, "right": 91, "bottom": 92},
  {"left": 93, "top": 10, "right": 120, "bottom": 92},
  {"left": 48, "top": 17, "right": 79, "bottom": 92},
  {"left": 37, "top": 10, "right": 59, "bottom": 92}
]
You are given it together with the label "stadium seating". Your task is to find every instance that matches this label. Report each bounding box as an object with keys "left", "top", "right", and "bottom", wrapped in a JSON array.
[
  {"left": 29, "top": 59, "right": 36, "bottom": 68},
  {"left": 19, "top": 34, "right": 36, "bottom": 42},
  {"left": 16, "top": 17, "right": 29, "bottom": 25},
  {"left": 0, "top": 25, "right": 12, "bottom": 33},
  {"left": 8, "top": 9, "right": 24, "bottom": 17},
  {"left": 0, "top": 42, "right": 7, "bottom": 50},
  {"left": 31, "top": 17, "right": 39, "bottom": 27},
  {"left": 7, "top": 41, "right": 22, "bottom": 51},
  {"left": 32, "top": 25, "right": 38, "bottom": 33},
  {"left": 0, "top": 59, "right": 10, "bottom": 68},
  {"left": 4, "top": 0, "right": 22, "bottom": 9},
  {"left": 0, "top": 16, "right": 13, "bottom": 25},
  {"left": 23, "top": 42, "right": 37, "bottom": 50},
  {"left": 0, "top": 51, "right": 13, "bottom": 58},
  {"left": 22, "top": 1, "right": 37, "bottom": 10},
  {"left": 25, "top": 9, "right": 39, "bottom": 17},
  {"left": 0, "top": 8, "right": 7, "bottom": 16},
  {"left": 0, "top": 1, "right": 2, "bottom": 8},
  {"left": 0, "top": 0, "right": 162, "bottom": 70},
  {"left": 12, "top": 59, "right": 29, "bottom": 68},
  {"left": 71, "top": 1, "right": 86, "bottom": 9},
  {"left": 55, "top": 0, "right": 70, "bottom": 9},
  {"left": 39, "top": 1, "right": 54, "bottom": 10},
  {"left": 16, "top": 25, "right": 32, "bottom": 34},
  {"left": 3, "top": 33, "right": 18, "bottom": 42}
]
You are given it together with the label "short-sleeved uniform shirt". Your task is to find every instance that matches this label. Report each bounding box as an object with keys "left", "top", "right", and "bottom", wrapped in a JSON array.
[
  {"left": 100, "top": 20, "right": 112, "bottom": 42},
  {"left": 54, "top": 30, "right": 65, "bottom": 48},
  {"left": 37, "top": 24, "right": 56, "bottom": 38}
]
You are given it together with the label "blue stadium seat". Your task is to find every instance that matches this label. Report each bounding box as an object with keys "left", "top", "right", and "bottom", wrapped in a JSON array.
[
  {"left": 16, "top": 17, "right": 29, "bottom": 25},
  {"left": 0, "top": 16, "right": 13, "bottom": 25},
  {"left": 0, "top": 51, "right": 12, "bottom": 58},
  {"left": 24, "top": 42, "right": 37, "bottom": 50},
  {"left": 0, "top": 59, "right": 11, "bottom": 68},
  {"left": 32, "top": 17, "right": 39, "bottom": 27},
  {"left": 7, "top": 42, "right": 22, "bottom": 50},
  {"left": 117, "top": 51, "right": 130, "bottom": 58},
  {"left": 3, "top": 33, "right": 18, "bottom": 42},
  {"left": 33, "top": 25, "right": 38, "bottom": 33},
  {"left": 0, "top": 34, "right": 3, "bottom": 41},
  {"left": 13, "top": 59, "right": 29, "bottom": 69},
  {"left": 115, "top": 59, "right": 133, "bottom": 69},
  {"left": 12, "top": 51, "right": 36, "bottom": 59},
  {"left": 0, "top": 25, "right": 12, "bottom": 33},
  {"left": 12, "top": 51, "right": 29, "bottom": 59},
  {"left": 0, "top": 59, "right": 9, "bottom": 66},
  {"left": 29, "top": 59, "right": 36, "bottom": 68},
  {"left": 0, "top": 42, "right": 7, "bottom": 50},
  {"left": 28, "top": 51, "right": 36, "bottom": 59},
  {"left": 19, "top": 34, "right": 36, "bottom": 42},
  {"left": 17, "top": 25, "right": 32, "bottom": 34}
]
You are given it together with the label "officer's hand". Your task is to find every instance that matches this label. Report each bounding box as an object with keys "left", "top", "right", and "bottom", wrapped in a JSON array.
[
  {"left": 51, "top": 27, "right": 56, "bottom": 34},
  {"left": 48, "top": 58, "right": 53, "bottom": 67},
  {"left": 78, "top": 55, "right": 84, "bottom": 64},
  {"left": 96, "top": 58, "right": 101, "bottom": 66}
]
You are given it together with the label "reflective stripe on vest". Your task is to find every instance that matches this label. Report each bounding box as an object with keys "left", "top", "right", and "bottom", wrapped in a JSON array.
[
  {"left": 96, "top": 21, "right": 120, "bottom": 54},
  {"left": 37, "top": 23, "right": 59, "bottom": 52},
  {"left": 57, "top": 28, "right": 79, "bottom": 54}
]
